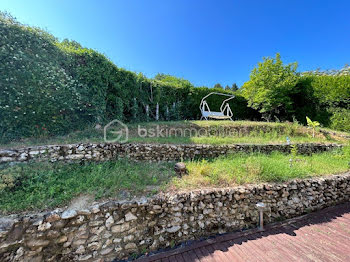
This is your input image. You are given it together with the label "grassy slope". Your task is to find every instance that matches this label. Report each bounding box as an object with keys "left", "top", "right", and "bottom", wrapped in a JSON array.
[
  {"left": 0, "top": 160, "right": 173, "bottom": 214},
  {"left": 176, "top": 151, "right": 350, "bottom": 189},
  {"left": 1, "top": 147, "right": 349, "bottom": 214},
  {"left": 1, "top": 121, "right": 348, "bottom": 149}
]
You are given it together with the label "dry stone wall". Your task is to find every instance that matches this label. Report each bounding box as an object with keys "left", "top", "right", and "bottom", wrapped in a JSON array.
[
  {"left": 1, "top": 173, "right": 350, "bottom": 262},
  {"left": 0, "top": 142, "right": 342, "bottom": 164}
]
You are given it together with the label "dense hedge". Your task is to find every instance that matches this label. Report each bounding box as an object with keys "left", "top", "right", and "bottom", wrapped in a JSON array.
[
  {"left": 0, "top": 14, "right": 92, "bottom": 141},
  {"left": 0, "top": 12, "right": 259, "bottom": 142},
  {"left": 296, "top": 73, "right": 350, "bottom": 126}
]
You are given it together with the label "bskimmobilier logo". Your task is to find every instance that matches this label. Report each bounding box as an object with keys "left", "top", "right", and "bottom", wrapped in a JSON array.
[{"left": 104, "top": 119, "right": 129, "bottom": 143}]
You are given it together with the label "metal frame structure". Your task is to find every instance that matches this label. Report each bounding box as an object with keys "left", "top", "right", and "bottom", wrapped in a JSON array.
[{"left": 200, "top": 92, "right": 235, "bottom": 120}]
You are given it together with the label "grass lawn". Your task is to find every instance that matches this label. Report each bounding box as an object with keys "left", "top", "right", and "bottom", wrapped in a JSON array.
[
  {"left": 129, "top": 134, "right": 337, "bottom": 145},
  {"left": 1, "top": 146, "right": 349, "bottom": 214},
  {"left": 1, "top": 121, "right": 348, "bottom": 149}
]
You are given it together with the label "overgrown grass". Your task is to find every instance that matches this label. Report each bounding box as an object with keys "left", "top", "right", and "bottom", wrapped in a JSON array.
[
  {"left": 0, "top": 127, "right": 104, "bottom": 149},
  {"left": 130, "top": 133, "right": 338, "bottom": 145},
  {"left": 1, "top": 121, "right": 347, "bottom": 149},
  {"left": 0, "top": 160, "right": 174, "bottom": 214},
  {"left": 1, "top": 147, "right": 349, "bottom": 213},
  {"left": 173, "top": 147, "right": 350, "bottom": 190}
]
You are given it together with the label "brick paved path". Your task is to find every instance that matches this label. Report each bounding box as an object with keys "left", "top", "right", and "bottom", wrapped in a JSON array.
[{"left": 136, "top": 203, "right": 350, "bottom": 262}]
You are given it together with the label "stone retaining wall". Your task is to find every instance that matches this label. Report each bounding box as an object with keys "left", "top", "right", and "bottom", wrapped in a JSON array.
[
  {"left": 0, "top": 142, "right": 342, "bottom": 164},
  {"left": 1, "top": 173, "right": 350, "bottom": 261}
]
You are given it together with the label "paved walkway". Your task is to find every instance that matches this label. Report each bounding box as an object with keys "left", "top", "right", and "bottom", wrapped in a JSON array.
[{"left": 136, "top": 203, "right": 350, "bottom": 262}]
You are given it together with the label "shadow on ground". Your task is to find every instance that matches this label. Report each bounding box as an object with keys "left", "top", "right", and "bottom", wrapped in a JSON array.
[{"left": 130, "top": 202, "right": 350, "bottom": 262}]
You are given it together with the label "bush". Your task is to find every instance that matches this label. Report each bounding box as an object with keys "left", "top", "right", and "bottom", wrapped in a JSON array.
[{"left": 329, "top": 108, "right": 350, "bottom": 132}]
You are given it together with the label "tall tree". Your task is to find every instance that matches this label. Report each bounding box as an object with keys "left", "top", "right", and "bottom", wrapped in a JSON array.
[
  {"left": 214, "top": 83, "right": 223, "bottom": 89},
  {"left": 231, "top": 83, "right": 239, "bottom": 91},
  {"left": 241, "top": 53, "right": 298, "bottom": 120}
]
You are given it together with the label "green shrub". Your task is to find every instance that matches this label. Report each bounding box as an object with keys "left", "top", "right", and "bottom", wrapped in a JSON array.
[{"left": 329, "top": 108, "right": 350, "bottom": 132}]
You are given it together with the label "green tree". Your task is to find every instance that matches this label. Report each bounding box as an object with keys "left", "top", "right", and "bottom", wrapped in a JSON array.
[
  {"left": 231, "top": 83, "right": 239, "bottom": 91},
  {"left": 242, "top": 53, "right": 299, "bottom": 120},
  {"left": 225, "top": 83, "right": 238, "bottom": 91},
  {"left": 214, "top": 83, "right": 223, "bottom": 89}
]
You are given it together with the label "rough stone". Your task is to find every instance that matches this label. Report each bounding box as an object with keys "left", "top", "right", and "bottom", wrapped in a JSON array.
[
  {"left": 125, "top": 243, "right": 137, "bottom": 250},
  {"left": 38, "top": 222, "right": 52, "bottom": 231},
  {"left": 61, "top": 210, "right": 78, "bottom": 219},
  {"left": 0, "top": 173, "right": 349, "bottom": 262},
  {"left": 105, "top": 216, "right": 114, "bottom": 228},
  {"left": 45, "top": 213, "right": 61, "bottom": 223},
  {"left": 0, "top": 142, "right": 341, "bottom": 164},
  {"left": 100, "top": 247, "right": 113, "bottom": 255},
  {"left": 125, "top": 212, "right": 137, "bottom": 222},
  {"left": 56, "top": 235, "right": 68, "bottom": 244},
  {"left": 167, "top": 226, "right": 181, "bottom": 233},
  {"left": 26, "top": 239, "right": 50, "bottom": 248}
]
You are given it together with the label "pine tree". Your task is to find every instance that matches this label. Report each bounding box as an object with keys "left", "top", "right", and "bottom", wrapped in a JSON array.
[
  {"left": 214, "top": 83, "right": 223, "bottom": 89},
  {"left": 231, "top": 83, "right": 239, "bottom": 91}
]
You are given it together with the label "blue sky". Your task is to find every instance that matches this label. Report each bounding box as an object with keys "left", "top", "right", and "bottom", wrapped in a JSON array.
[{"left": 1, "top": 0, "right": 349, "bottom": 87}]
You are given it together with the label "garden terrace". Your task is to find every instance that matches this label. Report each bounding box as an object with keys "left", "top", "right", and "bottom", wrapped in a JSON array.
[
  {"left": 1, "top": 121, "right": 349, "bottom": 149},
  {"left": 1, "top": 146, "right": 349, "bottom": 214}
]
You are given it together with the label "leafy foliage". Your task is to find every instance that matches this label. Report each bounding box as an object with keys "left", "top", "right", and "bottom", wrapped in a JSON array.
[
  {"left": 154, "top": 73, "right": 193, "bottom": 88},
  {"left": 242, "top": 53, "right": 299, "bottom": 120},
  {"left": 329, "top": 108, "right": 350, "bottom": 132},
  {"left": 231, "top": 83, "right": 239, "bottom": 91},
  {"left": 306, "top": 116, "right": 320, "bottom": 137},
  {"left": 242, "top": 54, "right": 350, "bottom": 130},
  {"left": 0, "top": 12, "right": 93, "bottom": 141},
  {"left": 225, "top": 83, "right": 239, "bottom": 91},
  {"left": 302, "top": 72, "right": 350, "bottom": 107}
]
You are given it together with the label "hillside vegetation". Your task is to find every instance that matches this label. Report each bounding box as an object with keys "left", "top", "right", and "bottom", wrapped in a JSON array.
[{"left": 0, "top": 12, "right": 349, "bottom": 144}]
